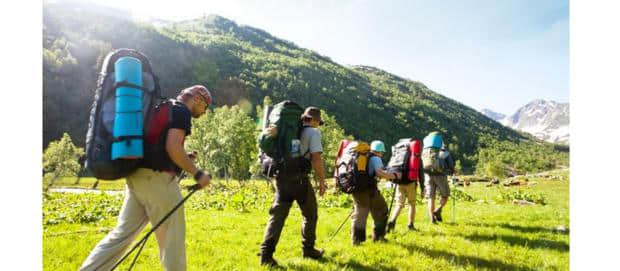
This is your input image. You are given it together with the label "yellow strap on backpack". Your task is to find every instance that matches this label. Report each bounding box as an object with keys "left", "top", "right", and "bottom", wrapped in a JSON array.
[{"left": 355, "top": 142, "right": 370, "bottom": 172}]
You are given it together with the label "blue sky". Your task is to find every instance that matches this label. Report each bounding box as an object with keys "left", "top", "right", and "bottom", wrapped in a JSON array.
[{"left": 93, "top": 0, "right": 569, "bottom": 115}]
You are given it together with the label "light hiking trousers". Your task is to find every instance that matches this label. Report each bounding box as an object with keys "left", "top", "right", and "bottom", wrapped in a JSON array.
[
  {"left": 390, "top": 182, "right": 417, "bottom": 225},
  {"left": 80, "top": 168, "right": 186, "bottom": 271},
  {"left": 425, "top": 174, "right": 450, "bottom": 199}
]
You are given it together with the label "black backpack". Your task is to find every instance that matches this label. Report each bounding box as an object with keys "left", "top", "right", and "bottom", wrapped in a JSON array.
[
  {"left": 334, "top": 141, "right": 374, "bottom": 194},
  {"left": 387, "top": 138, "right": 423, "bottom": 184},
  {"left": 84, "top": 49, "right": 162, "bottom": 180}
]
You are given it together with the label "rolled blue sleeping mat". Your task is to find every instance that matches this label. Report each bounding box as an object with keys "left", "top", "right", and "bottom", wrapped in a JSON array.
[
  {"left": 111, "top": 56, "right": 143, "bottom": 159},
  {"left": 423, "top": 134, "right": 443, "bottom": 149}
]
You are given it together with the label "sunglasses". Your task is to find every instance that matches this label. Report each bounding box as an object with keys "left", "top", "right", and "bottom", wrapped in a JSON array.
[{"left": 196, "top": 95, "right": 210, "bottom": 107}]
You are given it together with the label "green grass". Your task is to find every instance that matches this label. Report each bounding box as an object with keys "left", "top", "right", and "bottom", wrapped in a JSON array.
[
  {"left": 43, "top": 173, "right": 569, "bottom": 270},
  {"left": 44, "top": 177, "right": 127, "bottom": 191}
]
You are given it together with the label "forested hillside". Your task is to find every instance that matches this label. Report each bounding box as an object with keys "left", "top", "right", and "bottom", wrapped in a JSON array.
[{"left": 42, "top": 1, "right": 568, "bottom": 173}]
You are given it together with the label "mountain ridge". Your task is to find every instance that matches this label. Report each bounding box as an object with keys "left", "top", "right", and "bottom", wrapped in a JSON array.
[
  {"left": 481, "top": 100, "right": 569, "bottom": 145},
  {"left": 42, "top": 2, "right": 567, "bottom": 173}
]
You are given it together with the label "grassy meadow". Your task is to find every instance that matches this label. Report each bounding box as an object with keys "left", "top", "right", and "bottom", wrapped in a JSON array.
[{"left": 43, "top": 170, "right": 569, "bottom": 270}]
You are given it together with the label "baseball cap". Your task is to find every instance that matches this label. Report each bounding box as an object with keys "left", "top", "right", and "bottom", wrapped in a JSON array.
[{"left": 178, "top": 85, "right": 212, "bottom": 105}]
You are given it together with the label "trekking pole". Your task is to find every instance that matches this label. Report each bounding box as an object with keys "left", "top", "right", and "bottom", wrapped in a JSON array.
[
  {"left": 387, "top": 183, "right": 397, "bottom": 226},
  {"left": 327, "top": 209, "right": 354, "bottom": 243},
  {"left": 451, "top": 176, "right": 457, "bottom": 224},
  {"left": 110, "top": 183, "right": 201, "bottom": 271}
]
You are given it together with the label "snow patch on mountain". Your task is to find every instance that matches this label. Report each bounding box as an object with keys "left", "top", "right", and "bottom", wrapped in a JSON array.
[{"left": 481, "top": 100, "right": 569, "bottom": 145}]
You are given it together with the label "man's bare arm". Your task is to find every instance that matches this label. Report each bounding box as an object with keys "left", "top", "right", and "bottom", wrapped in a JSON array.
[
  {"left": 376, "top": 167, "right": 401, "bottom": 180},
  {"left": 311, "top": 152, "right": 326, "bottom": 196},
  {"left": 165, "top": 128, "right": 199, "bottom": 176}
]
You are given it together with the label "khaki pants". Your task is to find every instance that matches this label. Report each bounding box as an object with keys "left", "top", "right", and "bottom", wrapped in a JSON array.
[
  {"left": 425, "top": 174, "right": 450, "bottom": 199},
  {"left": 389, "top": 182, "right": 417, "bottom": 225},
  {"left": 351, "top": 187, "right": 388, "bottom": 238},
  {"left": 80, "top": 168, "right": 186, "bottom": 271}
]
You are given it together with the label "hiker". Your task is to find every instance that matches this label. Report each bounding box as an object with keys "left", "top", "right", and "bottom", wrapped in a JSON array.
[
  {"left": 422, "top": 132, "right": 455, "bottom": 224},
  {"left": 80, "top": 85, "right": 213, "bottom": 271},
  {"left": 387, "top": 140, "right": 425, "bottom": 232},
  {"left": 351, "top": 140, "right": 402, "bottom": 246},
  {"left": 259, "top": 106, "right": 328, "bottom": 267}
]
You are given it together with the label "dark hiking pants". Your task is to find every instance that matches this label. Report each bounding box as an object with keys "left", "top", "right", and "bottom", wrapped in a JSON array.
[
  {"left": 260, "top": 174, "right": 318, "bottom": 255},
  {"left": 351, "top": 186, "right": 388, "bottom": 240}
]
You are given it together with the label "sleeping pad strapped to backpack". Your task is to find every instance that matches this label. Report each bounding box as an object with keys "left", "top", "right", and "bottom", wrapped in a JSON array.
[
  {"left": 84, "top": 49, "right": 162, "bottom": 180},
  {"left": 334, "top": 140, "right": 374, "bottom": 194},
  {"left": 387, "top": 138, "right": 422, "bottom": 185},
  {"left": 258, "top": 100, "right": 311, "bottom": 177}
]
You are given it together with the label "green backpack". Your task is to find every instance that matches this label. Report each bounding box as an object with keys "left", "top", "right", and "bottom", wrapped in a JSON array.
[
  {"left": 422, "top": 147, "right": 454, "bottom": 175},
  {"left": 422, "top": 147, "right": 443, "bottom": 174},
  {"left": 258, "top": 100, "right": 311, "bottom": 177}
]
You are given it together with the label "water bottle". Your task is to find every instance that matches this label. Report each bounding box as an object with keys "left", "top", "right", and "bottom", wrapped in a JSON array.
[{"left": 291, "top": 139, "right": 301, "bottom": 157}]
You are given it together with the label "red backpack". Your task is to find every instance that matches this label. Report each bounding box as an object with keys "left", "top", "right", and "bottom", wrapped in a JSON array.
[{"left": 141, "top": 99, "right": 182, "bottom": 172}]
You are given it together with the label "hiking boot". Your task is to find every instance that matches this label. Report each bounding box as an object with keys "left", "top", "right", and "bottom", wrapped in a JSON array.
[
  {"left": 352, "top": 227, "right": 366, "bottom": 246},
  {"left": 408, "top": 224, "right": 417, "bottom": 231},
  {"left": 386, "top": 221, "right": 395, "bottom": 233},
  {"left": 302, "top": 247, "right": 324, "bottom": 259},
  {"left": 260, "top": 253, "right": 279, "bottom": 267},
  {"left": 372, "top": 226, "right": 387, "bottom": 242},
  {"left": 373, "top": 219, "right": 388, "bottom": 241},
  {"left": 433, "top": 209, "right": 443, "bottom": 222}
]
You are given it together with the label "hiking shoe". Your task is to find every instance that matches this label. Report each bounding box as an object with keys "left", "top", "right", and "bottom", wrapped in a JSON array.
[
  {"left": 352, "top": 228, "right": 366, "bottom": 246},
  {"left": 408, "top": 224, "right": 417, "bottom": 231},
  {"left": 302, "top": 248, "right": 324, "bottom": 259},
  {"left": 372, "top": 228, "right": 388, "bottom": 242},
  {"left": 386, "top": 221, "right": 395, "bottom": 233},
  {"left": 260, "top": 254, "right": 279, "bottom": 267},
  {"left": 433, "top": 210, "right": 443, "bottom": 222}
]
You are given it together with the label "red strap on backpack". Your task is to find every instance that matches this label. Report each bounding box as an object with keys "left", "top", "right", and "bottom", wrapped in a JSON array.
[
  {"left": 334, "top": 139, "right": 351, "bottom": 178},
  {"left": 145, "top": 100, "right": 174, "bottom": 145}
]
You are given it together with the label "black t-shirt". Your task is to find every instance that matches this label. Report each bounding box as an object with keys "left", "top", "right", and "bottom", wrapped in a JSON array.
[
  {"left": 142, "top": 101, "right": 192, "bottom": 173},
  {"left": 169, "top": 102, "right": 192, "bottom": 136}
]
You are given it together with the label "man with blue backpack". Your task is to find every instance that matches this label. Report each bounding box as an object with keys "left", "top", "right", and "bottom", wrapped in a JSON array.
[
  {"left": 80, "top": 85, "right": 213, "bottom": 271},
  {"left": 258, "top": 105, "right": 327, "bottom": 267},
  {"left": 422, "top": 132, "right": 455, "bottom": 224}
]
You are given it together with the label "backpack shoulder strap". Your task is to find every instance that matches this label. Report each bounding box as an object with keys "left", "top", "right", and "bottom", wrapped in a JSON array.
[
  {"left": 299, "top": 125, "right": 313, "bottom": 157},
  {"left": 366, "top": 153, "right": 375, "bottom": 173}
]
